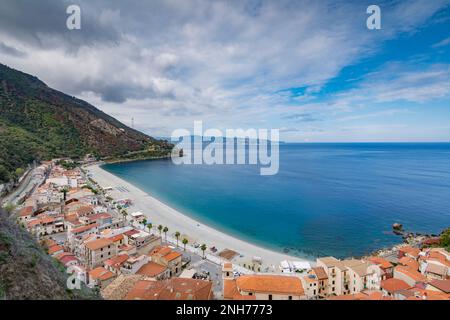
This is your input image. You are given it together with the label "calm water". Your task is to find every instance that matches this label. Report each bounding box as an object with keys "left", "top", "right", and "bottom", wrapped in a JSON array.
[{"left": 102, "top": 143, "right": 450, "bottom": 259}]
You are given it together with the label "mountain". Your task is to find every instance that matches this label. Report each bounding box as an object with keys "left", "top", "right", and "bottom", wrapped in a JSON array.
[{"left": 0, "top": 63, "right": 173, "bottom": 183}]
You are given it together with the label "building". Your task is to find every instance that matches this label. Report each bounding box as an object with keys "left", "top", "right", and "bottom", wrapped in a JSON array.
[
  {"left": 380, "top": 278, "right": 411, "bottom": 299},
  {"left": 88, "top": 267, "right": 116, "bottom": 288},
  {"left": 150, "top": 246, "right": 183, "bottom": 277},
  {"left": 136, "top": 262, "right": 170, "bottom": 280},
  {"left": 315, "top": 257, "right": 383, "bottom": 297},
  {"left": 394, "top": 265, "right": 428, "bottom": 287},
  {"left": 124, "top": 229, "right": 161, "bottom": 255},
  {"left": 18, "top": 206, "right": 34, "bottom": 223},
  {"left": 84, "top": 238, "right": 118, "bottom": 269},
  {"left": 223, "top": 266, "right": 306, "bottom": 300},
  {"left": 367, "top": 256, "right": 394, "bottom": 278},
  {"left": 425, "top": 279, "right": 450, "bottom": 294},
  {"left": 104, "top": 254, "right": 130, "bottom": 275},
  {"left": 125, "top": 278, "right": 213, "bottom": 300}
]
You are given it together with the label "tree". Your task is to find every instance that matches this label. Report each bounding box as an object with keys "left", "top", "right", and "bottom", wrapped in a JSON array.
[
  {"left": 158, "top": 225, "right": 163, "bottom": 236},
  {"left": 14, "top": 167, "right": 25, "bottom": 181},
  {"left": 61, "top": 187, "right": 69, "bottom": 201},
  {"left": 200, "top": 244, "right": 207, "bottom": 259},
  {"left": 182, "top": 238, "right": 188, "bottom": 251},
  {"left": 3, "top": 202, "right": 16, "bottom": 214},
  {"left": 440, "top": 228, "right": 450, "bottom": 250},
  {"left": 163, "top": 226, "right": 169, "bottom": 242},
  {"left": 142, "top": 218, "right": 147, "bottom": 227},
  {"left": 174, "top": 231, "right": 180, "bottom": 247},
  {"left": 147, "top": 222, "right": 153, "bottom": 233},
  {"left": 0, "top": 165, "right": 11, "bottom": 183}
]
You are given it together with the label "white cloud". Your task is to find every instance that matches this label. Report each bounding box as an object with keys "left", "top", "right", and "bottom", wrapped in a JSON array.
[{"left": 0, "top": 0, "right": 449, "bottom": 141}]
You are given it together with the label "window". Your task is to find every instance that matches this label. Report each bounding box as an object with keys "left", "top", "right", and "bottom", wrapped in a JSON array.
[
  {"left": 288, "top": 296, "right": 292, "bottom": 300},
  {"left": 268, "top": 294, "right": 273, "bottom": 300}
]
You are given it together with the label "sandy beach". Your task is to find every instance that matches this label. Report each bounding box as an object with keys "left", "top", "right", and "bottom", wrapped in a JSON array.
[{"left": 86, "top": 164, "right": 312, "bottom": 271}]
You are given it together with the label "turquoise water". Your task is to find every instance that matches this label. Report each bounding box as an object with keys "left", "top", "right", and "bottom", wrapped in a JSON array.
[{"left": 102, "top": 143, "right": 450, "bottom": 259}]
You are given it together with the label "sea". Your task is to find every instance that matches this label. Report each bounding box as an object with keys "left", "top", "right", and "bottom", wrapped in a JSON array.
[{"left": 102, "top": 143, "right": 450, "bottom": 259}]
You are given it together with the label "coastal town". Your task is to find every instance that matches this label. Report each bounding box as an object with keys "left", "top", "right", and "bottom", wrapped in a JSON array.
[{"left": 2, "top": 159, "right": 449, "bottom": 301}]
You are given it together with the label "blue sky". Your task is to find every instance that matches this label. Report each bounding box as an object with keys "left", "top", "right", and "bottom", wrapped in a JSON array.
[{"left": 1, "top": 0, "right": 450, "bottom": 142}]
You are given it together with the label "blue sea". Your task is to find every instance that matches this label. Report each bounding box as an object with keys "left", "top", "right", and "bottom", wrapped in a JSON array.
[{"left": 102, "top": 143, "right": 450, "bottom": 259}]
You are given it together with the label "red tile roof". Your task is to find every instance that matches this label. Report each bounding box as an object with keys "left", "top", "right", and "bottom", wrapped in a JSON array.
[
  {"left": 236, "top": 275, "right": 304, "bottom": 296},
  {"left": 381, "top": 278, "right": 411, "bottom": 293},
  {"left": 126, "top": 278, "right": 213, "bottom": 300},
  {"left": 137, "top": 262, "right": 167, "bottom": 277}
]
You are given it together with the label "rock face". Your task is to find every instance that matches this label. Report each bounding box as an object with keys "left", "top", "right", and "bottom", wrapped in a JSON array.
[
  {"left": 0, "top": 209, "right": 99, "bottom": 299},
  {"left": 0, "top": 63, "right": 173, "bottom": 182}
]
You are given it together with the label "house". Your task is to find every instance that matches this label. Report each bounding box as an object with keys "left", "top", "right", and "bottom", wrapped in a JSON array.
[
  {"left": 310, "top": 267, "right": 328, "bottom": 298},
  {"left": 18, "top": 206, "right": 34, "bottom": 223},
  {"left": 329, "top": 291, "right": 389, "bottom": 300},
  {"left": 124, "top": 229, "right": 161, "bottom": 254},
  {"left": 125, "top": 278, "right": 213, "bottom": 300},
  {"left": 380, "top": 278, "right": 410, "bottom": 298},
  {"left": 88, "top": 267, "right": 116, "bottom": 288},
  {"left": 367, "top": 256, "right": 394, "bottom": 278},
  {"left": 104, "top": 254, "right": 129, "bottom": 275},
  {"left": 300, "top": 273, "right": 319, "bottom": 299},
  {"left": 315, "top": 257, "right": 383, "bottom": 296},
  {"left": 223, "top": 268, "right": 306, "bottom": 300},
  {"left": 425, "top": 279, "right": 450, "bottom": 294},
  {"left": 150, "top": 246, "right": 183, "bottom": 277},
  {"left": 398, "top": 246, "right": 420, "bottom": 259},
  {"left": 48, "top": 245, "right": 64, "bottom": 256},
  {"left": 55, "top": 252, "right": 79, "bottom": 268},
  {"left": 398, "top": 256, "right": 419, "bottom": 271},
  {"left": 68, "top": 223, "right": 99, "bottom": 243},
  {"left": 84, "top": 238, "right": 118, "bottom": 269},
  {"left": 424, "top": 263, "right": 448, "bottom": 280},
  {"left": 394, "top": 265, "right": 427, "bottom": 287},
  {"left": 136, "top": 262, "right": 170, "bottom": 280},
  {"left": 121, "top": 255, "right": 149, "bottom": 275}
]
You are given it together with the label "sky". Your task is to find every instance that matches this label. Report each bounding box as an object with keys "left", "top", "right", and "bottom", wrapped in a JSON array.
[{"left": 0, "top": 0, "right": 450, "bottom": 142}]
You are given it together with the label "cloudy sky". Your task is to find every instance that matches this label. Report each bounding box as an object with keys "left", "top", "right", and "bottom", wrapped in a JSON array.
[{"left": 1, "top": 0, "right": 450, "bottom": 142}]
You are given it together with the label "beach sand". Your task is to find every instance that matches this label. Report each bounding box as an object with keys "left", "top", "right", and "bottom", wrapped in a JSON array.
[{"left": 86, "top": 164, "right": 312, "bottom": 271}]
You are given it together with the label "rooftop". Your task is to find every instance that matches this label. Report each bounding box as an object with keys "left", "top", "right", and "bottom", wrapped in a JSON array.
[
  {"left": 236, "top": 274, "right": 304, "bottom": 296},
  {"left": 85, "top": 238, "right": 113, "bottom": 251}
]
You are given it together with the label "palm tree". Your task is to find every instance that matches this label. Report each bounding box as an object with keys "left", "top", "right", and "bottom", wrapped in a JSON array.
[
  {"left": 174, "top": 231, "right": 180, "bottom": 247},
  {"left": 147, "top": 222, "right": 153, "bottom": 233},
  {"left": 142, "top": 219, "right": 147, "bottom": 228},
  {"left": 157, "top": 225, "right": 163, "bottom": 236},
  {"left": 61, "top": 187, "right": 69, "bottom": 201},
  {"left": 200, "top": 244, "right": 207, "bottom": 259},
  {"left": 182, "top": 238, "right": 188, "bottom": 251},
  {"left": 163, "top": 226, "right": 169, "bottom": 242}
]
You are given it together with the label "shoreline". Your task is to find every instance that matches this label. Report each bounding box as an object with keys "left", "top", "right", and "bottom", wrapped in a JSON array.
[{"left": 86, "top": 164, "right": 313, "bottom": 271}]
